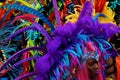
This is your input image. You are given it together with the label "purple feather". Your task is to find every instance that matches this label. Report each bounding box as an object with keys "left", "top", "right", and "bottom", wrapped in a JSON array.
[
  {"left": 52, "top": 0, "right": 61, "bottom": 26},
  {"left": 77, "top": 1, "right": 93, "bottom": 21},
  {"left": 35, "top": 54, "right": 51, "bottom": 75},
  {"left": 97, "top": 23, "right": 120, "bottom": 39},
  {"left": 3, "top": 23, "right": 52, "bottom": 44},
  {"left": 35, "top": 54, "right": 55, "bottom": 80},
  {"left": 3, "top": 27, "right": 38, "bottom": 43},
  {"left": 15, "top": 72, "right": 36, "bottom": 80},
  {"left": 35, "top": 36, "right": 63, "bottom": 79},
  {"left": 33, "top": 22, "right": 52, "bottom": 42},
  {"left": 46, "top": 36, "right": 61, "bottom": 55},
  {"left": 75, "top": 16, "right": 97, "bottom": 35},
  {"left": 0, "top": 47, "right": 44, "bottom": 72},
  {"left": 53, "top": 22, "right": 76, "bottom": 38}
]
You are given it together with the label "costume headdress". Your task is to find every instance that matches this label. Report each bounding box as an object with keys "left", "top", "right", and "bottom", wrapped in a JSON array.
[{"left": 0, "top": 0, "right": 120, "bottom": 80}]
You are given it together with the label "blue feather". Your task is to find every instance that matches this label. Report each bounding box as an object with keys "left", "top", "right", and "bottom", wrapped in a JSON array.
[
  {"left": 93, "top": 13, "right": 106, "bottom": 21},
  {"left": 76, "top": 34, "right": 88, "bottom": 42},
  {"left": 66, "top": 50, "right": 79, "bottom": 57},
  {"left": 75, "top": 43, "right": 82, "bottom": 57},
  {"left": 2, "top": 4, "right": 55, "bottom": 31}
]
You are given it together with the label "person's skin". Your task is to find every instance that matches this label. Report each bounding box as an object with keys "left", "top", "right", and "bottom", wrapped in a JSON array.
[
  {"left": 105, "top": 57, "right": 116, "bottom": 80},
  {"left": 115, "top": 16, "right": 120, "bottom": 26},
  {"left": 86, "top": 58, "right": 99, "bottom": 79}
]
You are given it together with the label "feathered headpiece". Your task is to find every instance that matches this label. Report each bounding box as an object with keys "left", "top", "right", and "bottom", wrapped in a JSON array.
[{"left": 0, "top": 0, "right": 120, "bottom": 80}]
